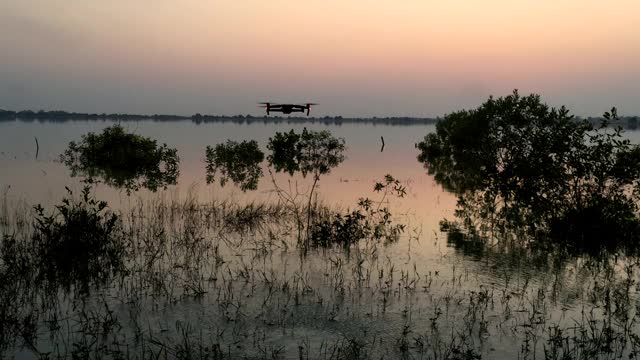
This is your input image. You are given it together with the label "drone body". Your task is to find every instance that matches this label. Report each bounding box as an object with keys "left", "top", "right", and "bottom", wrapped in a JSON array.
[{"left": 259, "top": 103, "right": 317, "bottom": 116}]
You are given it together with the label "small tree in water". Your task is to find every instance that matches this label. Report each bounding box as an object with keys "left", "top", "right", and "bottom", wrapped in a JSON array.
[
  {"left": 418, "top": 90, "right": 640, "bottom": 253},
  {"left": 61, "top": 125, "right": 179, "bottom": 193},
  {"left": 205, "top": 140, "right": 264, "bottom": 191},
  {"left": 32, "top": 186, "right": 125, "bottom": 292},
  {"left": 311, "top": 174, "right": 407, "bottom": 248},
  {"left": 267, "top": 128, "right": 346, "bottom": 247}
]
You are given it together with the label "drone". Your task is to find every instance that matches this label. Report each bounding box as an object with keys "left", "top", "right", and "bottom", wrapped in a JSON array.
[{"left": 258, "top": 102, "right": 317, "bottom": 116}]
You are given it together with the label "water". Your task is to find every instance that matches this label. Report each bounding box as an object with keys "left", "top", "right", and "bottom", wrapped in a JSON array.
[
  {"left": 1, "top": 118, "right": 639, "bottom": 359},
  {"left": 1, "top": 120, "right": 448, "bottom": 206}
]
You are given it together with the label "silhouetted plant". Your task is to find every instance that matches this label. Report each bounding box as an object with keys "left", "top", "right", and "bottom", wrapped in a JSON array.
[
  {"left": 266, "top": 130, "right": 301, "bottom": 175},
  {"left": 311, "top": 175, "right": 406, "bottom": 248},
  {"left": 205, "top": 140, "right": 264, "bottom": 191},
  {"left": 267, "top": 128, "right": 346, "bottom": 179},
  {"left": 61, "top": 125, "right": 179, "bottom": 193},
  {"left": 419, "top": 91, "right": 640, "bottom": 253},
  {"left": 296, "top": 128, "right": 347, "bottom": 178},
  {"left": 267, "top": 128, "right": 346, "bottom": 247},
  {"left": 32, "top": 186, "right": 125, "bottom": 291}
]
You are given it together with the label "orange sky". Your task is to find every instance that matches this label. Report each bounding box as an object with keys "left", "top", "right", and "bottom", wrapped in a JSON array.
[{"left": 1, "top": 0, "right": 639, "bottom": 116}]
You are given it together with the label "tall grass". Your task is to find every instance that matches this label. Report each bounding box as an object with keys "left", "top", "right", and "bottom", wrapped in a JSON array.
[{"left": 0, "top": 186, "right": 639, "bottom": 359}]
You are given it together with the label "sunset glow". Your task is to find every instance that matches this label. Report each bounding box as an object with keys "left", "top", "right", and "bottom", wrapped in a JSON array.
[{"left": 1, "top": 0, "right": 639, "bottom": 116}]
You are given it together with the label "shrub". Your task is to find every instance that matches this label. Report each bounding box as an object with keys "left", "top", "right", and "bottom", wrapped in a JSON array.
[
  {"left": 267, "top": 128, "right": 346, "bottom": 178},
  {"left": 61, "top": 125, "right": 179, "bottom": 193},
  {"left": 32, "top": 186, "right": 125, "bottom": 290},
  {"left": 311, "top": 175, "right": 406, "bottom": 248},
  {"left": 418, "top": 90, "right": 640, "bottom": 252},
  {"left": 267, "top": 128, "right": 347, "bottom": 248},
  {"left": 205, "top": 140, "right": 264, "bottom": 191}
]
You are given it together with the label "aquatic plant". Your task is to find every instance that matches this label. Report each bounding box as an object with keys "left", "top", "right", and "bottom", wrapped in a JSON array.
[
  {"left": 267, "top": 128, "right": 346, "bottom": 179},
  {"left": 6, "top": 114, "right": 640, "bottom": 359},
  {"left": 1, "top": 186, "right": 640, "bottom": 358},
  {"left": 311, "top": 174, "right": 407, "bottom": 248},
  {"left": 267, "top": 128, "right": 346, "bottom": 247},
  {"left": 266, "top": 129, "right": 301, "bottom": 176},
  {"left": 205, "top": 140, "right": 264, "bottom": 191},
  {"left": 61, "top": 124, "right": 179, "bottom": 193},
  {"left": 419, "top": 91, "right": 640, "bottom": 252},
  {"left": 32, "top": 186, "right": 125, "bottom": 290},
  {"left": 2, "top": 186, "right": 125, "bottom": 291}
]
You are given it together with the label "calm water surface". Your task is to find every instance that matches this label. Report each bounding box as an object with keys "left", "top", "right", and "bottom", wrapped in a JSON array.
[{"left": 1, "top": 119, "right": 639, "bottom": 358}]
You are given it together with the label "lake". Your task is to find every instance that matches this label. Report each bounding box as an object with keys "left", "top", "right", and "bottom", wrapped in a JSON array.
[{"left": 1, "top": 118, "right": 639, "bottom": 359}]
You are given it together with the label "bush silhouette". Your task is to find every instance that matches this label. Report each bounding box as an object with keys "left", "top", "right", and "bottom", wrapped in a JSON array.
[
  {"left": 205, "top": 140, "right": 265, "bottom": 191},
  {"left": 61, "top": 125, "right": 179, "bottom": 193},
  {"left": 419, "top": 90, "right": 640, "bottom": 253}
]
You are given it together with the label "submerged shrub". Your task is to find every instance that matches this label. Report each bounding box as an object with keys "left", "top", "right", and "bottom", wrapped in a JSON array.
[
  {"left": 267, "top": 128, "right": 347, "bottom": 248},
  {"left": 311, "top": 175, "right": 406, "bottom": 248},
  {"left": 548, "top": 195, "right": 640, "bottom": 254},
  {"left": 205, "top": 140, "right": 264, "bottom": 191},
  {"left": 267, "top": 128, "right": 346, "bottom": 178},
  {"left": 61, "top": 125, "right": 179, "bottom": 193},
  {"left": 419, "top": 90, "right": 640, "bottom": 253},
  {"left": 266, "top": 129, "right": 302, "bottom": 176},
  {"left": 32, "top": 186, "right": 125, "bottom": 289}
]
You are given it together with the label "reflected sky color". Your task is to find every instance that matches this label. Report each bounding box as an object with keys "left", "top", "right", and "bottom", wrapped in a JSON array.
[
  {"left": 1, "top": 0, "right": 639, "bottom": 116},
  {"left": 0, "top": 120, "right": 457, "bottom": 232}
]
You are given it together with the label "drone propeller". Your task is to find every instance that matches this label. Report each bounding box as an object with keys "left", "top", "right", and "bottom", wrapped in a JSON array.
[
  {"left": 258, "top": 102, "right": 271, "bottom": 115},
  {"left": 305, "top": 103, "right": 317, "bottom": 116}
]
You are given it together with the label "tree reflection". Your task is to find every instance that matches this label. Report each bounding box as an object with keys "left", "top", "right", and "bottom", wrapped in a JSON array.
[
  {"left": 61, "top": 125, "right": 179, "bottom": 193},
  {"left": 206, "top": 129, "right": 347, "bottom": 248},
  {"left": 268, "top": 128, "right": 346, "bottom": 247},
  {"left": 267, "top": 128, "right": 346, "bottom": 178},
  {"left": 419, "top": 91, "right": 640, "bottom": 255},
  {"left": 205, "top": 140, "right": 264, "bottom": 191}
]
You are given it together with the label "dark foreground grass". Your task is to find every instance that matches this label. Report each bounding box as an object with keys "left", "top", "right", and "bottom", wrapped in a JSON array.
[{"left": 1, "top": 187, "right": 640, "bottom": 359}]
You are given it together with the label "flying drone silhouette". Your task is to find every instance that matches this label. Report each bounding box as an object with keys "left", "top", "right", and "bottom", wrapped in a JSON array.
[{"left": 258, "top": 102, "right": 317, "bottom": 116}]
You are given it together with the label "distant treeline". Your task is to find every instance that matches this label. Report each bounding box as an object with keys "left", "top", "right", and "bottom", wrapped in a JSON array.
[
  {"left": 581, "top": 115, "right": 640, "bottom": 129},
  {"left": 0, "top": 109, "right": 188, "bottom": 121},
  {"left": 0, "top": 109, "right": 437, "bottom": 126},
  {"left": 2, "top": 109, "right": 639, "bottom": 128}
]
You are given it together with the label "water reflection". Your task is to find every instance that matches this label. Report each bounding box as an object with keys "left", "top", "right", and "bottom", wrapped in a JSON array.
[
  {"left": 3, "top": 115, "right": 640, "bottom": 358},
  {"left": 61, "top": 125, "right": 179, "bottom": 193},
  {"left": 205, "top": 140, "right": 264, "bottom": 191},
  {"left": 419, "top": 92, "right": 640, "bottom": 256},
  {"left": 267, "top": 128, "right": 346, "bottom": 178},
  {"left": 32, "top": 187, "right": 126, "bottom": 292}
]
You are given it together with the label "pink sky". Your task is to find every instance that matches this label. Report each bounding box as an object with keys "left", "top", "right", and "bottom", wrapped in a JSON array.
[{"left": 1, "top": 0, "right": 639, "bottom": 117}]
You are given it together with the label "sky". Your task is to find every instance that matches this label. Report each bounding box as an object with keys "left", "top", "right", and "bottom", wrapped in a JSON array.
[{"left": 1, "top": 0, "right": 639, "bottom": 117}]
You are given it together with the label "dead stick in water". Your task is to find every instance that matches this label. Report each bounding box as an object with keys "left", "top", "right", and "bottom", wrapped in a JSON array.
[
  {"left": 380, "top": 136, "right": 385, "bottom": 152},
  {"left": 34, "top": 137, "right": 39, "bottom": 159}
]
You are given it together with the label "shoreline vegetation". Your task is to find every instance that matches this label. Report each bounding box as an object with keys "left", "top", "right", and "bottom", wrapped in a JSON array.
[
  {"left": 0, "top": 109, "right": 438, "bottom": 126},
  {"left": 2, "top": 184, "right": 640, "bottom": 359},
  {"left": 2, "top": 108, "right": 640, "bottom": 128},
  {"left": 418, "top": 91, "right": 640, "bottom": 256},
  {"left": 4, "top": 91, "right": 640, "bottom": 358}
]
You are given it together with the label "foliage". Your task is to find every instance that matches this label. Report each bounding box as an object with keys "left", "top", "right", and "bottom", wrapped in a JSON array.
[
  {"left": 418, "top": 90, "right": 640, "bottom": 252},
  {"left": 267, "top": 128, "right": 347, "bottom": 248},
  {"left": 311, "top": 174, "right": 406, "bottom": 247},
  {"left": 205, "top": 140, "right": 265, "bottom": 191},
  {"left": 61, "top": 125, "right": 179, "bottom": 193},
  {"left": 32, "top": 186, "right": 125, "bottom": 290},
  {"left": 266, "top": 130, "right": 301, "bottom": 175},
  {"left": 267, "top": 128, "right": 346, "bottom": 178}
]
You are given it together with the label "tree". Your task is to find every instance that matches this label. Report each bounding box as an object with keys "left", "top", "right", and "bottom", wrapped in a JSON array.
[
  {"left": 267, "top": 128, "right": 346, "bottom": 248},
  {"left": 205, "top": 140, "right": 265, "bottom": 191},
  {"left": 61, "top": 125, "right": 179, "bottom": 193},
  {"left": 418, "top": 90, "right": 640, "bottom": 253}
]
